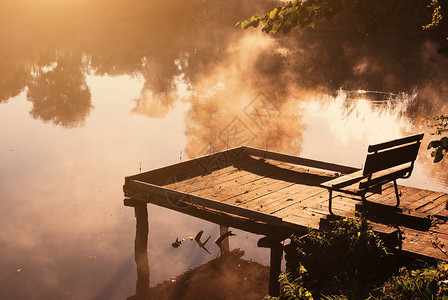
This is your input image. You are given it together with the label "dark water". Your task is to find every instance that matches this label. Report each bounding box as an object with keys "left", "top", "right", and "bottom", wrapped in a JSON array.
[{"left": 1, "top": 1, "right": 448, "bottom": 299}]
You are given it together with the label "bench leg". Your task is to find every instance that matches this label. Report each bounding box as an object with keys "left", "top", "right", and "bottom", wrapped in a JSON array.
[
  {"left": 361, "top": 194, "right": 368, "bottom": 217},
  {"left": 393, "top": 180, "right": 400, "bottom": 207},
  {"left": 328, "top": 189, "right": 334, "bottom": 215}
]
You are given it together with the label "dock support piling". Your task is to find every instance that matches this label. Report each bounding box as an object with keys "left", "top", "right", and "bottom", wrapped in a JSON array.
[
  {"left": 124, "top": 198, "right": 150, "bottom": 299},
  {"left": 258, "top": 233, "right": 284, "bottom": 297},
  {"left": 269, "top": 240, "right": 283, "bottom": 297}
]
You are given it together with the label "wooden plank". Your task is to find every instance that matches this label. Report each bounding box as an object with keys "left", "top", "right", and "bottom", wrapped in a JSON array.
[
  {"left": 273, "top": 189, "right": 330, "bottom": 214},
  {"left": 367, "top": 133, "right": 424, "bottom": 153},
  {"left": 238, "top": 157, "right": 331, "bottom": 181},
  {"left": 197, "top": 164, "right": 329, "bottom": 204},
  {"left": 164, "top": 166, "right": 241, "bottom": 192},
  {"left": 124, "top": 195, "right": 274, "bottom": 235},
  {"left": 251, "top": 185, "right": 347, "bottom": 218},
  {"left": 245, "top": 182, "right": 322, "bottom": 212},
  {"left": 320, "top": 170, "right": 364, "bottom": 188},
  {"left": 251, "top": 186, "right": 319, "bottom": 213},
  {"left": 281, "top": 213, "right": 321, "bottom": 230},
  {"left": 126, "top": 147, "right": 247, "bottom": 186},
  {"left": 372, "top": 186, "right": 419, "bottom": 206},
  {"left": 167, "top": 168, "right": 255, "bottom": 195},
  {"left": 166, "top": 156, "right": 304, "bottom": 194},
  {"left": 163, "top": 154, "right": 283, "bottom": 191},
  {"left": 356, "top": 201, "right": 432, "bottom": 230},
  {"left": 169, "top": 157, "right": 301, "bottom": 199},
  {"left": 422, "top": 194, "right": 448, "bottom": 215},
  {"left": 124, "top": 179, "right": 283, "bottom": 226},
  {"left": 307, "top": 196, "right": 359, "bottom": 219},
  {"left": 242, "top": 146, "right": 360, "bottom": 175},
  {"left": 399, "top": 188, "right": 435, "bottom": 209},
  {"left": 225, "top": 182, "right": 297, "bottom": 207},
  {"left": 359, "top": 184, "right": 410, "bottom": 206},
  {"left": 359, "top": 166, "right": 412, "bottom": 189},
  {"left": 433, "top": 206, "right": 448, "bottom": 218},
  {"left": 191, "top": 164, "right": 297, "bottom": 201},
  {"left": 400, "top": 227, "right": 448, "bottom": 261},
  {"left": 280, "top": 204, "right": 329, "bottom": 222},
  {"left": 203, "top": 177, "right": 276, "bottom": 203},
  {"left": 364, "top": 183, "right": 396, "bottom": 203},
  {"left": 267, "top": 189, "right": 356, "bottom": 217},
  {"left": 288, "top": 206, "right": 328, "bottom": 221},
  {"left": 262, "top": 187, "right": 328, "bottom": 215},
  {"left": 429, "top": 222, "right": 448, "bottom": 236},
  {"left": 242, "top": 173, "right": 325, "bottom": 206},
  {"left": 402, "top": 190, "right": 445, "bottom": 212},
  {"left": 313, "top": 194, "right": 359, "bottom": 214},
  {"left": 224, "top": 170, "right": 332, "bottom": 206}
]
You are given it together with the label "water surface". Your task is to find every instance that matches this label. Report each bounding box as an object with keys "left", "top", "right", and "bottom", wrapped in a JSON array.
[{"left": 1, "top": 1, "right": 448, "bottom": 299}]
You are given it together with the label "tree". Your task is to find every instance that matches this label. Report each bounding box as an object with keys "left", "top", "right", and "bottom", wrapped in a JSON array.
[
  {"left": 427, "top": 115, "right": 448, "bottom": 163},
  {"left": 237, "top": 0, "right": 448, "bottom": 164},
  {"left": 236, "top": 0, "right": 446, "bottom": 38}
]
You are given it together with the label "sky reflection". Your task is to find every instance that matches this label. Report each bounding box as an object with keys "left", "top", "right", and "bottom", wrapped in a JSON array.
[{"left": 0, "top": 75, "right": 190, "bottom": 299}]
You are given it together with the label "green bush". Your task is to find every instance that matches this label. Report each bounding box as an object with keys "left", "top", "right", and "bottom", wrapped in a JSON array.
[
  {"left": 371, "top": 263, "right": 448, "bottom": 299},
  {"left": 274, "top": 218, "right": 395, "bottom": 299},
  {"left": 270, "top": 217, "right": 448, "bottom": 299}
]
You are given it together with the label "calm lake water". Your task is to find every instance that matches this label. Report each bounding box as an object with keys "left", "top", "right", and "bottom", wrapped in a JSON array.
[{"left": 1, "top": 1, "right": 448, "bottom": 299}]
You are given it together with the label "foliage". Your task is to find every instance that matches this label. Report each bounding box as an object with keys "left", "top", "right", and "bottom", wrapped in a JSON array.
[
  {"left": 236, "top": 0, "right": 443, "bottom": 36},
  {"left": 264, "top": 269, "right": 313, "bottom": 300},
  {"left": 427, "top": 115, "right": 448, "bottom": 163},
  {"left": 296, "top": 218, "right": 392, "bottom": 298},
  {"left": 274, "top": 218, "right": 394, "bottom": 299},
  {"left": 268, "top": 218, "right": 448, "bottom": 299},
  {"left": 278, "top": 269, "right": 313, "bottom": 300},
  {"left": 422, "top": 0, "right": 443, "bottom": 30},
  {"left": 370, "top": 263, "right": 448, "bottom": 299}
]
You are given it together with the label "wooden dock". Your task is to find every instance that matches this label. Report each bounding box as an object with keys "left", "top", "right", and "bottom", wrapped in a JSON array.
[{"left": 123, "top": 146, "right": 448, "bottom": 295}]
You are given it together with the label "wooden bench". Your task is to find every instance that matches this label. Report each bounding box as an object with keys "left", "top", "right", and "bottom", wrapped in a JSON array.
[{"left": 321, "top": 133, "right": 424, "bottom": 215}]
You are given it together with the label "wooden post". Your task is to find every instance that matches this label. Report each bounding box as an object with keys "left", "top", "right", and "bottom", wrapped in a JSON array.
[
  {"left": 134, "top": 201, "right": 150, "bottom": 299},
  {"left": 269, "top": 240, "right": 283, "bottom": 297},
  {"left": 258, "top": 234, "right": 283, "bottom": 297}
]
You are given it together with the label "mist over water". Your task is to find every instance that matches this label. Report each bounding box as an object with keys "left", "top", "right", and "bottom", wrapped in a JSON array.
[{"left": 1, "top": 0, "right": 448, "bottom": 299}]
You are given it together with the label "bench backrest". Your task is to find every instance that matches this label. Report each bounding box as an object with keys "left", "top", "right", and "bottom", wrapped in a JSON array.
[{"left": 360, "top": 133, "right": 424, "bottom": 189}]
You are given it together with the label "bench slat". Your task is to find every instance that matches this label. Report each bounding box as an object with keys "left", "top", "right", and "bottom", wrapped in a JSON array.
[
  {"left": 367, "top": 133, "right": 424, "bottom": 153},
  {"left": 358, "top": 165, "right": 412, "bottom": 189},
  {"left": 363, "top": 142, "right": 420, "bottom": 175},
  {"left": 320, "top": 170, "right": 365, "bottom": 189},
  {"left": 321, "top": 166, "right": 411, "bottom": 194}
]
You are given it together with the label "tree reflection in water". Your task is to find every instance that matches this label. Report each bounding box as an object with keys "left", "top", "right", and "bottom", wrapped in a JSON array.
[
  {"left": 27, "top": 52, "right": 92, "bottom": 127},
  {"left": 2, "top": 0, "right": 448, "bottom": 128}
]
